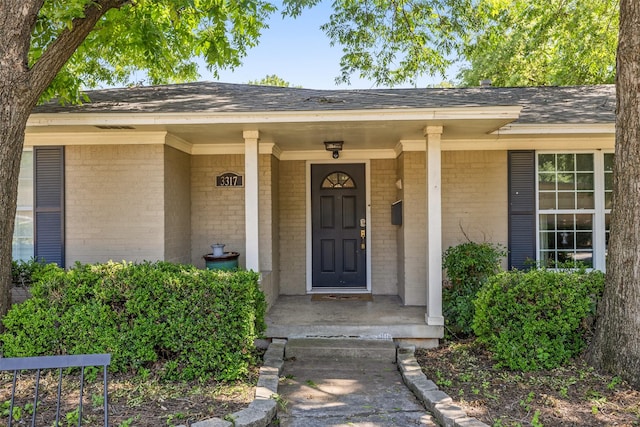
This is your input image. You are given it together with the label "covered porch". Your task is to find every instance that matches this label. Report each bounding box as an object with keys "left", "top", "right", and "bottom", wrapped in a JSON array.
[
  {"left": 265, "top": 295, "right": 442, "bottom": 348},
  {"left": 25, "top": 83, "right": 525, "bottom": 346}
]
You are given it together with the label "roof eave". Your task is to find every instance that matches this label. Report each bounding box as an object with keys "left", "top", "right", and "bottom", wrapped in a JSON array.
[
  {"left": 26, "top": 106, "right": 523, "bottom": 127},
  {"left": 492, "top": 123, "right": 615, "bottom": 135}
]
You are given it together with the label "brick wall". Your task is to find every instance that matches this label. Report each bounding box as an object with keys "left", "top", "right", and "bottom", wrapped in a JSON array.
[
  {"left": 164, "top": 146, "right": 191, "bottom": 263},
  {"left": 259, "top": 154, "right": 280, "bottom": 307},
  {"left": 370, "top": 159, "right": 398, "bottom": 295},
  {"left": 396, "top": 151, "right": 427, "bottom": 305},
  {"left": 191, "top": 155, "right": 245, "bottom": 268},
  {"left": 278, "top": 160, "right": 306, "bottom": 294},
  {"left": 442, "top": 150, "right": 508, "bottom": 265},
  {"left": 396, "top": 155, "right": 406, "bottom": 301},
  {"left": 271, "top": 155, "right": 280, "bottom": 298},
  {"left": 65, "top": 144, "right": 165, "bottom": 266}
]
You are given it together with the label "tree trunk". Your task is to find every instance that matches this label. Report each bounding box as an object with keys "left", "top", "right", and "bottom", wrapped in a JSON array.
[
  {"left": 0, "top": 81, "right": 33, "bottom": 321},
  {"left": 588, "top": 0, "right": 640, "bottom": 389},
  {"left": 0, "top": 1, "right": 44, "bottom": 322},
  {"left": 0, "top": 0, "right": 125, "bottom": 322}
]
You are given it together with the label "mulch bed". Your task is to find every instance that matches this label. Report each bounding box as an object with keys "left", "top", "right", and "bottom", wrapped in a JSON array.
[
  {"left": 415, "top": 339, "right": 640, "bottom": 426},
  {"left": 0, "top": 367, "right": 259, "bottom": 426}
]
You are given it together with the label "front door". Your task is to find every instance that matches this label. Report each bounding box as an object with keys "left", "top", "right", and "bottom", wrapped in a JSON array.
[{"left": 311, "top": 163, "right": 367, "bottom": 288}]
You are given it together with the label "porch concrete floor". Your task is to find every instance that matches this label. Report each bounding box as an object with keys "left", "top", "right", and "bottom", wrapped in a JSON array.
[{"left": 265, "top": 295, "right": 443, "bottom": 343}]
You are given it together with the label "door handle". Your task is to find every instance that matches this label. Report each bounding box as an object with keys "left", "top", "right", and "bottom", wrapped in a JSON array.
[{"left": 360, "top": 229, "right": 366, "bottom": 250}]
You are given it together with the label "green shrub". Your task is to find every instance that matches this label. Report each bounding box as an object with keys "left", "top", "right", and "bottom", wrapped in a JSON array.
[
  {"left": 442, "top": 241, "right": 506, "bottom": 336},
  {"left": 11, "top": 258, "right": 49, "bottom": 287},
  {"left": 472, "top": 267, "right": 604, "bottom": 371},
  {"left": 1, "top": 261, "right": 266, "bottom": 381}
]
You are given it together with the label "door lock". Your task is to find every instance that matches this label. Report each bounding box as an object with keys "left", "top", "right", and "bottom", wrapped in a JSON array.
[{"left": 360, "top": 229, "right": 366, "bottom": 250}]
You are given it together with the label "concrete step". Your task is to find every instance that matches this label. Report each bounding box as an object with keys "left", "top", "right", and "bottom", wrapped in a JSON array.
[{"left": 284, "top": 338, "right": 397, "bottom": 362}]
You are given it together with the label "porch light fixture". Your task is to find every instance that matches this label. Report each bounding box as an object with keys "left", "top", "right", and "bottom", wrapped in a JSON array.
[{"left": 324, "top": 141, "right": 343, "bottom": 159}]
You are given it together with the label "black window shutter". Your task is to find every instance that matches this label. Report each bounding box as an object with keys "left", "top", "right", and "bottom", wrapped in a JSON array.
[
  {"left": 34, "top": 146, "right": 65, "bottom": 266},
  {"left": 508, "top": 150, "right": 535, "bottom": 269}
]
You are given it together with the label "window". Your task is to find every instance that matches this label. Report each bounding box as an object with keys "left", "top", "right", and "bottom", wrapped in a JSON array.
[
  {"left": 12, "top": 150, "right": 34, "bottom": 261},
  {"left": 321, "top": 172, "right": 355, "bottom": 189},
  {"left": 604, "top": 153, "right": 613, "bottom": 258},
  {"left": 537, "top": 152, "right": 611, "bottom": 270}
]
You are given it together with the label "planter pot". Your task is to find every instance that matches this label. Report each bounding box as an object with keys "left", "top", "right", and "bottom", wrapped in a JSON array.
[
  {"left": 203, "top": 252, "right": 240, "bottom": 271},
  {"left": 211, "top": 244, "right": 226, "bottom": 257}
]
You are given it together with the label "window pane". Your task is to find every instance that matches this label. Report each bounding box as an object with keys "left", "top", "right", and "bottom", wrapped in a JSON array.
[
  {"left": 540, "top": 232, "right": 556, "bottom": 250},
  {"left": 604, "top": 153, "right": 614, "bottom": 172},
  {"left": 538, "top": 172, "right": 556, "bottom": 190},
  {"left": 605, "top": 213, "right": 611, "bottom": 257},
  {"left": 538, "top": 154, "right": 556, "bottom": 172},
  {"left": 577, "top": 173, "right": 594, "bottom": 190},
  {"left": 540, "top": 251, "right": 556, "bottom": 267},
  {"left": 605, "top": 193, "right": 613, "bottom": 210},
  {"left": 557, "top": 231, "right": 574, "bottom": 249},
  {"left": 576, "top": 154, "right": 594, "bottom": 171},
  {"left": 322, "top": 172, "right": 356, "bottom": 189},
  {"left": 557, "top": 154, "right": 575, "bottom": 171},
  {"left": 573, "top": 252, "right": 593, "bottom": 268},
  {"left": 17, "top": 152, "right": 33, "bottom": 208},
  {"left": 576, "top": 232, "right": 593, "bottom": 249},
  {"left": 558, "top": 192, "right": 575, "bottom": 209},
  {"left": 604, "top": 153, "right": 614, "bottom": 212},
  {"left": 557, "top": 173, "right": 575, "bottom": 190},
  {"left": 604, "top": 173, "right": 613, "bottom": 191},
  {"left": 557, "top": 251, "right": 574, "bottom": 263},
  {"left": 577, "top": 192, "right": 594, "bottom": 209},
  {"left": 575, "top": 214, "right": 593, "bottom": 230},
  {"left": 12, "top": 151, "right": 34, "bottom": 262},
  {"left": 539, "top": 214, "right": 555, "bottom": 230},
  {"left": 539, "top": 192, "right": 556, "bottom": 210},
  {"left": 557, "top": 214, "right": 574, "bottom": 229}
]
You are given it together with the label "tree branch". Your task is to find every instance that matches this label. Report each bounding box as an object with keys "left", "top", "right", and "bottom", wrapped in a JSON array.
[
  {"left": 27, "top": 0, "right": 130, "bottom": 104},
  {"left": 0, "top": 1, "right": 44, "bottom": 74}
]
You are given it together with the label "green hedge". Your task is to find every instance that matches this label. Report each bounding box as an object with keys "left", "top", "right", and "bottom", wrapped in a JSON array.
[
  {"left": 472, "top": 267, "right": 604, "bottom": 371},
  {"left": 1, "top": 262, "right": 266, "bottom": 381},
  {"left": 11, "top": 258, "right": 48, "bottom": 287},
  {"left": 442, "top": 242, "right": 506, "bottom": 336}
]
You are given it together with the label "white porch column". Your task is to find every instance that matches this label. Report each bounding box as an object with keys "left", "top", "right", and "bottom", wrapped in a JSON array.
[
  {"left": 244, "top": 130, "right": 260, "bottom": 272},
  {"left": 424, "top": 126, "right": 445, "bottom": 326}
]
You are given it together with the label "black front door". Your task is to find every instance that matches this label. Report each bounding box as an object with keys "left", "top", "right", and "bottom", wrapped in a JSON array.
[{"left": 311, "top": 163, "right": 367, "bottom": 288}]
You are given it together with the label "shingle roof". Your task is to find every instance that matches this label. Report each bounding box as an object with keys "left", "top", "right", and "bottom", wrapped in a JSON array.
[{"left": 34, "top": 82, "right": 616, "bottom": 125}]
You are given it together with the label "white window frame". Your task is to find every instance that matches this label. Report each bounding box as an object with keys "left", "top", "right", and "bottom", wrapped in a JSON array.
[
  {"left": 12, "top": 148, "right": 34, "bottom": 261},
  {"left": 535, "top": 150, "right": 612, "bottom": 271}
]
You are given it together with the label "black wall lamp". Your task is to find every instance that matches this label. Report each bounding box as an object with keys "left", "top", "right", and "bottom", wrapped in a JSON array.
[{"left": 324, "top": 141, "right": 343, "bottom": 159}]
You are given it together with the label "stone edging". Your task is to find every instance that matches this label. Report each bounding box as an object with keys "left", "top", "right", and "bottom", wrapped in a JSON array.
[
  {"left": 179, "top": 338, "right": 286, "bottom": 427},
  {"left": 397, "top": 346, "right": 489, "bottom": 427}
]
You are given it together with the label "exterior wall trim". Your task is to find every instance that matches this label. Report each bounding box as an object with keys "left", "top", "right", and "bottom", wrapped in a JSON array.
[
  {"left": 282, "top": 149, "right": 396, "bottom": 161},
  {"left": 24, "top": 131, "right": 168, "bottom": 146},
  {"left": 395, "top": 140, "right": 427, "bottom": 156},
  {"left": 443, "top": 137, "right": 615, "bottom": 151},
  {"left": 259, "top": 142, "right": 282, "bottom": 159},
  {"left": 494, "top": 123, "right": 614, "bottom": 135}
]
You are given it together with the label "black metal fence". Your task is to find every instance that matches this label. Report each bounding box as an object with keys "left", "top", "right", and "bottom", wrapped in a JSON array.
[{"left": 0, "top": 354, "right": 111, "bottom": 427}]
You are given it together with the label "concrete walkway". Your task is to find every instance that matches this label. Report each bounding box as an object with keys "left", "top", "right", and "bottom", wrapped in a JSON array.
[{"left": 274, "top": 339, "right": 439, "bottom": 427}]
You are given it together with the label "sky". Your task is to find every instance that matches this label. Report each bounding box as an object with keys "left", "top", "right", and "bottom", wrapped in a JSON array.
[{"left": 199, "top": 2, "right": 455, "bottom": 90}]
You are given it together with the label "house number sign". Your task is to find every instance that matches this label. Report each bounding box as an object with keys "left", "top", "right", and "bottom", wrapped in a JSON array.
[{"left": 216, "top": 172, "right": 244, "bottom": 187}]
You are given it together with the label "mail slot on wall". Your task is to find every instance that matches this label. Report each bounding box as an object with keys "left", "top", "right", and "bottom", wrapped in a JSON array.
[{"left": 391, "top": 200, "right": 402, "bottom": 226}]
